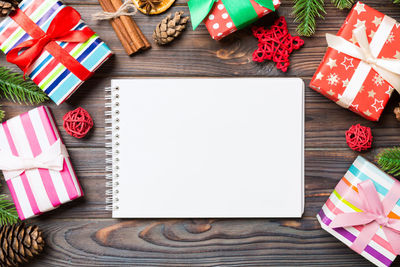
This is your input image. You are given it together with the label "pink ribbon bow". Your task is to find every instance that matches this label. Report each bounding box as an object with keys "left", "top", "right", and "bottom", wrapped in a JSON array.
[{"left": 330, "top": 179, "right": 400, "bottom": 254}]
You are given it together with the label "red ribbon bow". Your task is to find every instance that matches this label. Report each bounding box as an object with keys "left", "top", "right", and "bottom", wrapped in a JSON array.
[
  {"left": 330, "top": 180, "right": 400, "bottom": 254},
  {"left": 7, "top": 6, "right": 94, "bottom": 80}
]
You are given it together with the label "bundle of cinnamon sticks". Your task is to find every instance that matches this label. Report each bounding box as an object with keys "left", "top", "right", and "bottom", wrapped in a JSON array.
[{"left": 98, "top": 0, "right": 151, "bottom": 55}]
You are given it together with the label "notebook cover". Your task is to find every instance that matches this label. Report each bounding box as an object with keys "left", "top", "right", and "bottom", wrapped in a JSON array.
[{"left": 106, "top": 78, "right": 304, "bottom": 218}]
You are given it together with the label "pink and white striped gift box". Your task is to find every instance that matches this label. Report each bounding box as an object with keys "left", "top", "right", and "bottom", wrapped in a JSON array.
[{"left": 0, "top": 106, "right": 82, "bottom": 220}]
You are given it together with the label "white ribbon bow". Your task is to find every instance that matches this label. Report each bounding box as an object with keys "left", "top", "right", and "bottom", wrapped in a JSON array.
[
  {"left": 0, "top": 139, "right": 69, "bottom": 181},
  {"left": 326, "top": 26, "right": 400, "bottom": 91}
]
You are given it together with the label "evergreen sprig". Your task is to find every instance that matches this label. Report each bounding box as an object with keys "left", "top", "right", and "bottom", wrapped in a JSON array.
[
  {"left": 293, "top": 0, "right": 326, "bottom": 37},
  {"left": 394, "top": 0, "right": 400, "bottom": 4},
  {"left": 377, "top": 147, "right": 400, "bottom": 176},
  {"left": 0, "top": 193, "right": 19, "bottom": 226},
  {"left": 0, "top": 66, "right": 48, "bottom": 104},
  {"left": 331, "top": 0, "right": 354, "bottom": 9},
  {"left": 0, "top": 108, "right": 4, "bottom": 122}
]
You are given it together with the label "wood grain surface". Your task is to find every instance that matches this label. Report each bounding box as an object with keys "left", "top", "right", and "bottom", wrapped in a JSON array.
[{"left": 1, "top": 0, "right": 400, "bottom": 266}]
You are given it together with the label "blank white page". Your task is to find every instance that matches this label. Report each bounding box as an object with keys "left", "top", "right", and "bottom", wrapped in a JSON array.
[{"left": 111, "top": 78, "right": 304, "bottom": 218}]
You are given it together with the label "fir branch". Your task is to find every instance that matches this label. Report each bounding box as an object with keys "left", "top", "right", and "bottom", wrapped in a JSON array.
[
  {"left": 293, "top": 0, "right": 326, "bottom": 37},
  {"left": 331, "top": 0, "right": 354, "bottom": 9},
  {"left": 394, "top": 0, "right": 400, "bottom": 4},
  {"left": 0, "top": 194, "right": 19, "bottom": 226},
  {"left": 0, "top": 66, "right": 48, "bottom": 104},
  {"left": 377, "top": 147, "right": 400, "bottom": 176}
]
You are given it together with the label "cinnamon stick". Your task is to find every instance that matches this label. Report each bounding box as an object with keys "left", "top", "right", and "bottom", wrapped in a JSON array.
[
  {"left": 98, "top": 0, "right": 134, "bottom": 55},
  {"left": 98, "top": 0, "right": 150, "bottom": 55},
  {"left": 110, "top": 0, "right": 151, "bottom": 50}
]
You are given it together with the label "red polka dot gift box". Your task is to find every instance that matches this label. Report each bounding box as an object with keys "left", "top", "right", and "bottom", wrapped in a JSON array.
[
  {"left": 188, "top": 0, "right": 280, "bottom": 41},
  {"left": 310, "top": 2, "right": 400, "bottom": 122}
]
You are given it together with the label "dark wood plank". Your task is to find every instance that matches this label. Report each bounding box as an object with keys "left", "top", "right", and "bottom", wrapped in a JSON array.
[{"left": 1, "top": 0, "right": 400, "bottom": 266}]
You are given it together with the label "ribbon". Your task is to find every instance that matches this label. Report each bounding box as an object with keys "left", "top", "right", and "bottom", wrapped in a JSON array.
[
  {"left": 326, "top": 15, "right": 400, "bottom": 109},
  {"left": 92, "top": 0, "right": 137, "bottom": 21},
  {"left": 0, "top": 139, "right": 69, "bottom": 181},
  {"left": 188, "top": 0, "right": 275, "bottom": 30},
  {"left": 330, "top": 180, "right": 400, "bottom": 255},
  {"left": 6, "top": 6, "right": 95, "bottom": 81}
]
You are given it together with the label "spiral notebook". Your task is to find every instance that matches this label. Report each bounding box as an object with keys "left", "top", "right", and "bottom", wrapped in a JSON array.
[{"left": 106, "top": 78, "right": 304, "bottom": 218}]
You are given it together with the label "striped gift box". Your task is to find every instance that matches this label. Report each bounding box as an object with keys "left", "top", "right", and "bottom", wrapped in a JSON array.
[
  {"left": 0, "top": 106, "right": 82, "bottom": 220},
  {"left": 317, "top": 156, "right": 400, "bottom": 267},
  {"left": 0, "top": 0, "right": 112, "bottom": 105}
]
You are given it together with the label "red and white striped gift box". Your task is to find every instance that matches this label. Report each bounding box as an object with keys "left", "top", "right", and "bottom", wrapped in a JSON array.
[{"left": 0, "top": 106, "right": 82, "bottom": 220}]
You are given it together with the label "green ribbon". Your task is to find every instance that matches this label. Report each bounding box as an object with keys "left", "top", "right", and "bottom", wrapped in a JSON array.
[{"left": 188, "top": 0, "right": 275, "bottom": 30}]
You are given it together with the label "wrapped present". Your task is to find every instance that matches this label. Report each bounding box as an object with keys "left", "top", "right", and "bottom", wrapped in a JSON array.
[
  {"left": 188, "top": 0, "right": 280, "bottom": 40},
  {"left": 0, "top": 106, "right": 82, "bottom": 220},
  {"left": 0, "top": 0, "right": 113, "bottom": 105},
  {"left": 317, "top": 156, "right": 400, "bottom": 267},
  {"left": 310, "top": 2, "right": 400, "bottom": 121}
]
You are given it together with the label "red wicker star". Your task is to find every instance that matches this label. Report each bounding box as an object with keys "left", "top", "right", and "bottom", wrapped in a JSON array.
[{"left": 252, "top": 17, "right": 304, "bottom": 72}]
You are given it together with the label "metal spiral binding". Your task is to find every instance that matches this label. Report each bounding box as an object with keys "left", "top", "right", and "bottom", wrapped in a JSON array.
[{"left": 105, "top": 86, "right": 120, "bottom": 211}]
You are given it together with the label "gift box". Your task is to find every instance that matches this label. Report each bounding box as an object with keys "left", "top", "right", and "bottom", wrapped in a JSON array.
[
  {"left": 310, "top": 2, "right": 400, "bottom": 121},
  {"left": 0, "top": 106, "right": 82, "bottom": 220},
  {"left": 317, "top": 156, "right": 400, "bottom": 267},
  {"left": 0, "top": 0, "right": 113, "bottom": 105},
  {"left": 189, "top": 0, "right": 280, "bottom": 40}
]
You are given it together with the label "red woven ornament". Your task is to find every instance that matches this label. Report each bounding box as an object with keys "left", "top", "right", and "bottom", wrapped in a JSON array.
[
  {"left": 252, "top": 17, "right": 304, "bottom": 72},
  {"left": 63, "top": 107, "right": 93, "bottom": 139},
  {"left": 345, "top": 124, "right": 373, "bottom": 152}
]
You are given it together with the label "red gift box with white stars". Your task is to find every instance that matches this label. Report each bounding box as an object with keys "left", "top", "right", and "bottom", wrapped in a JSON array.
[
  {"left": 310, "top": 2, "right": 399, "bottom": 121},
  {"left": 203, "top": 0, "right": 280, "bottom": 40}
]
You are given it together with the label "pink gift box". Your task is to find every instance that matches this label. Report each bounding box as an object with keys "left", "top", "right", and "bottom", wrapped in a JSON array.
[{"left": 0, "top": 106, "right": 82, "bottom": 220}]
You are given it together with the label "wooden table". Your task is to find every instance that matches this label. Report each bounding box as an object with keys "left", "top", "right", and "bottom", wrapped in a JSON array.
[{"left": 1, "top": 0, "right": 400, "bottom": 266}]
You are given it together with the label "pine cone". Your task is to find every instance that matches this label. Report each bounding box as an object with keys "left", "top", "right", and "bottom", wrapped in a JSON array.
[
  {"left": 153, "top": 11, "right": 189, "bottom": 45},
  {"left": 0, "top": 223, "right": 45, "bottom": 267},
  {"left": 0, "top": 0, "right": 19, "bottom": 17}
]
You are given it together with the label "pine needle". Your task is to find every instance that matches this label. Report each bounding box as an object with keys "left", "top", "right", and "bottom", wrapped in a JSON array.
[
  {"left": 0, "top": 66, "right": 48, "bottom": 104},
  {"left": 0, "top": 108, "right": 4, "bottom": 122},
  {"left": 331, "top": 0, "right": 354, "bottom": 9},
  {"left": 377, "top": 147, "right": 400, "bottom": 176},
  {"left": 293, "top": 0, "right": 326, "bottom": 37},
  {"left": 0, "top": 194, "right": 19, "bottom": 226}
]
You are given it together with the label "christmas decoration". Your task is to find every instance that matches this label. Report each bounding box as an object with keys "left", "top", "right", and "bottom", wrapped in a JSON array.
[
  {"left": 317, "top": 156, "right": 400, "bottom": 267},
  {"left": 0, "top": 67, "right": 48, "bottom": 104},
  {"left": 292, "top": 0, "right": 326, "bottom": 36},
  {"left": 95, "top": 0, "right": 151, "bottom": 56},
  {"left": 332, "top": 0, "right": 354, "bottom": 9},
  {"left": 252, "top": 17, "right": 304, "bottom": 72},
  {"left": 0, "top": 188, "right": 18, "bottom": 226},
  {"left": 0, "top": 0, "right": 113, "bottom": 105},
  {"left": 377, "top": 147, "right": 400, "bottom": 177},
  {"left": 0, "top": 106, "right": 83, "bottom": 220},
  {"left": 0, "top": 66, "right": 48, "bottom": 121},
  {"left": 133, "top": 0, "right": 174, "bottom": 15},
  {"left": 138, "top": 0, "right": 161, "bottom": 14},
  {"left": 345, "top": 124, "right": 372, "bottom": 152},
  {"left": 310, "top": 2, "right": 399, "bottom": 121},
  {"left": 0, "top": 0, "right": 18, "bottom": 17},
  {"left": 188, "top": 0, "right": 280, "bottom": 40},
  {"left": 63, "top": 107, "right": 94, "bottom": 139},
  {"left": 0, "top": 223, "right": 44, "bottom": 266},
  {"left": 153, "top": 11, "right": 189, "bottom": 45}
]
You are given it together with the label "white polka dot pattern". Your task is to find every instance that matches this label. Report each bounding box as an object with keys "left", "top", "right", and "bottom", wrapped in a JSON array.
[{"left": 203, "top": 0, "right": 280, "bottom": 40}]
